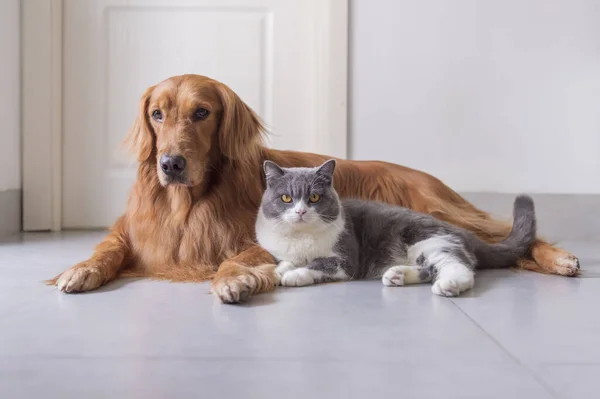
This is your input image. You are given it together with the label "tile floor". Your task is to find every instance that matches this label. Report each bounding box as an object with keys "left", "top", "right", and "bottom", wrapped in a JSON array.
[{"left": 0, "top": 231, "right": 598, "bottom": 399}]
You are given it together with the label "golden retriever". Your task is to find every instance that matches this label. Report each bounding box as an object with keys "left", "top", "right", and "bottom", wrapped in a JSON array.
[{"left": 49, "top": 74, "right": 580, "bottom": 303}]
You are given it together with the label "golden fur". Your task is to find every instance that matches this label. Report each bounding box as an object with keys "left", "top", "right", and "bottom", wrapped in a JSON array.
[{"left": 49, "top": 74, "right": 580, "bottom": 302}]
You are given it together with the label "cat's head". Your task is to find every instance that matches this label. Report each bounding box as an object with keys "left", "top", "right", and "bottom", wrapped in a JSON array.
[{"left": 260, "top": 160, "right": 341, "bottom": 231}]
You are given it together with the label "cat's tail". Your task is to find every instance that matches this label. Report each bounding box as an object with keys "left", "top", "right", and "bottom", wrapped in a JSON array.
[{"left": 471, "top": 195, "right": 537, "bottom": 268}]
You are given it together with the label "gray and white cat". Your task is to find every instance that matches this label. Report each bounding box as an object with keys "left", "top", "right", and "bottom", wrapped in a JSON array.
[{"left": 255, "top": 160, "right": 537, "bottom": 297}]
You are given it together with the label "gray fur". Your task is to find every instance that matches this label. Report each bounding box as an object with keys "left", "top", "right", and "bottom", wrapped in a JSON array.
[
  {"left": 261, "top": 160, "right": 340, "bottom": 222},
  {"left": 338, "top": 197, "right": 535, "bottom": 278},
  {"left": 257, "top": 160, "right": 537, "bottom": 289},
  {"left": 418, "top": 266, "right": 435, "bottom": 282}
]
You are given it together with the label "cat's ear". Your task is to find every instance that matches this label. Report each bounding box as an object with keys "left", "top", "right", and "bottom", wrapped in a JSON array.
[
  {"left": 316, "top": 159, "right": 336, "bottom": 181},
  {"left": 263, "top": 160, "right": 285, "bottom": 182}
]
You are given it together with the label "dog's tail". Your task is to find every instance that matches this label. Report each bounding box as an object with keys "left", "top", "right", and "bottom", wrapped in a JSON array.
[{"left": 471, "top": 195, "right": 537, "bottom": 268}]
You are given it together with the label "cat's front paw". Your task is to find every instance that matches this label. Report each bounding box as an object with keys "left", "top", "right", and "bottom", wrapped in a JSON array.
[
  {"left": 275, "top": 261, "right": 296, "bottom": 285},
  {"left": 280, "top": 268, "right": 315, "bottom": 287},
  {"left": 431, "top": 277, "right": 473, "bottom": 297},
  {"left": 382, "top": 266, "right": 405, "bottom": 286}
]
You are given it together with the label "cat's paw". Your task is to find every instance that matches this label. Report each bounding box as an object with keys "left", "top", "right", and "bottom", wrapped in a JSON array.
[
  {"left": 382, "top": 266, "right": 405, "bottom": 286},
  {"left": 280, "top": 268, "right": 315, "bottom": 287},
  {"left": 431, "top": 277, "right": 473, "bottom": 297},
  {"left": 274, "top": 261, "right": 296, "bottom": 285}
]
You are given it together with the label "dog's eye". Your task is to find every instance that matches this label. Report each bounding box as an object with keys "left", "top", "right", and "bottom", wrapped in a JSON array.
[
  {"left": 151, "top": 110, "right": 163, "bottom": 122},
  {"left": 193, "top": 108, "right": 210, "bottom": 121}
]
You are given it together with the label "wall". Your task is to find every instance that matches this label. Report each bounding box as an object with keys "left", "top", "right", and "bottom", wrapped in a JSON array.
[
  {"left": 350, "top": 0, "right": 600, "bottom": 195},
  {"left": 0, "top": 0, "right": 21, "bottom": 235}
]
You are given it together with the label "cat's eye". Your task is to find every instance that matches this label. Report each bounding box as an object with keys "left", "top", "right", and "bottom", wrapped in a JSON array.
[
  {"left": 281, "top": 194, "right": 292, "bottom": 203},
  {"left": 309, "top": 193, "right": 321, "bottom": 203}
]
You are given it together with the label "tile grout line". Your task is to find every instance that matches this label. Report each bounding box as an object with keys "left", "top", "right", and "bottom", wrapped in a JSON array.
[{"left": 447, "top": 298, "right": 561, "bottom": 399}]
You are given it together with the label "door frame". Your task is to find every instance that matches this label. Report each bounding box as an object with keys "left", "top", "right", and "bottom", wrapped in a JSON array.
[
  {"left": 22, "top": 0, "right": 348, "bottom": 231},
  {"left": 22, "top": 0, "right": 63, "bottom": 231}
]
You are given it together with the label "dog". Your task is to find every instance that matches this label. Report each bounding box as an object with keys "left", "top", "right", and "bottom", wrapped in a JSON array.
[{"left": 49, "top": 74, "right": 580, "bottom": 303}]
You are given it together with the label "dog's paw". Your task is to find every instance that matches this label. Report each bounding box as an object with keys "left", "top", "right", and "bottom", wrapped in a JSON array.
[
  {"left": 56, "top": 263, "right": 104, "bottom": 293},
  {"left": 382, "top": 267, "right": 405, "bottom": 286},
  {"left": 531, "top": 245, "right": 581, "bottom": 276},
  {"left": 212, "top": 274, "right": 256, "bottom": 304},
  {"left": 280, "top": 268, "right": 315, "bottom": 287},
  {"left": 553, "top": 254, "right": 581, "bottom": 276}
]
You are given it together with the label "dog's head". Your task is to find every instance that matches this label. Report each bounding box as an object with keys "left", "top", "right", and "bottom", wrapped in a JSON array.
[{"left": 124, "top": 74, "right": 264, "bottom": 187}]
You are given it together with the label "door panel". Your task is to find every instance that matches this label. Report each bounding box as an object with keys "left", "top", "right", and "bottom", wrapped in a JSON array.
[{"left": 62, "top": 0, "right": 346, "bottom": 228}]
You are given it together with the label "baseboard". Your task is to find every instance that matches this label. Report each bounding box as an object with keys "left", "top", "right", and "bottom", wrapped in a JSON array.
[
  {"left": 0, "top": 189, "right": 21, "bottom": 238},
  {"left": 461, "top": 192, "right": 600, "bottom": 242}
]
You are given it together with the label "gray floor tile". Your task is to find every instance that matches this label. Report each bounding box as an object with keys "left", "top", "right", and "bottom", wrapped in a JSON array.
[
  {"left": 1, "top": 278, "right": 512, "bottom": 364},
  {"left": 534, "top": 363, "right": 600, "bottom": 399},
  {"left": 450, "top": 259, "right": 600, "bottom": 365},
  {"left": 0, "top": 357, "right": 553, "bottom": 399},
  {"left": 2, "top": 232, "right": 596, "bottom": 398}
]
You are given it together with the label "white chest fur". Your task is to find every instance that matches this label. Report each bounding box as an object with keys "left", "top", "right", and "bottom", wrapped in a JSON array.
[{"left": 255, "top": 209, "right": 345, "bottom": 267}]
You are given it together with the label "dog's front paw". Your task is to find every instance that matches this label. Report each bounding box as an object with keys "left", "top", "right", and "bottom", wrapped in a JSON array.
[
  {"left": 280, "top": 268, "right": 315, "bottom": 287},
  {"left": 55, "top": 262, "right": 105, "bottom": 293},
  {"left": 212, "top": 274, "right": 256, "bottom": 304},
  {"left": 274, "top": 261, "right": 296, "bottom": 285}
]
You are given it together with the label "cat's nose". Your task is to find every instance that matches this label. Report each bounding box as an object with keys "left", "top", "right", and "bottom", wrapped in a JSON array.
[{"left": 296, "top": 209, "right": 307, "bottom": 216}]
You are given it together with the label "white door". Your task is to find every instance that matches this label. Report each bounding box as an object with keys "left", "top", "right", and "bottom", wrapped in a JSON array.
[{"left": 49, "top": 0, "right": 347, "bottom": 228}]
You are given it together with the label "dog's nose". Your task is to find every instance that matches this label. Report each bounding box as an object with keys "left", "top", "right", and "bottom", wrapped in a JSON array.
[{"left": 160, "top": 155, "right": 186, "bottom": 177}]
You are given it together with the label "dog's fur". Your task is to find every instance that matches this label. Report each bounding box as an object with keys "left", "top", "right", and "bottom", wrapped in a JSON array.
[{"left": 49, "top": 74, "right": 580, "bottom": 303}]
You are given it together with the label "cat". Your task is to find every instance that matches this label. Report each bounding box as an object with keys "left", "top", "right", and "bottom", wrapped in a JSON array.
[{"left": 255, "top": 159, "right": 537, "bottom": 297}]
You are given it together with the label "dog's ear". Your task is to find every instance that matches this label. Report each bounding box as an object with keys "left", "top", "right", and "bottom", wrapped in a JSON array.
[
  {"left": 216, "top": 83, "right": 265, "bottom": 163},
  {"left": 123, "top": 85, "right": 155, "bottom": 162}
]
